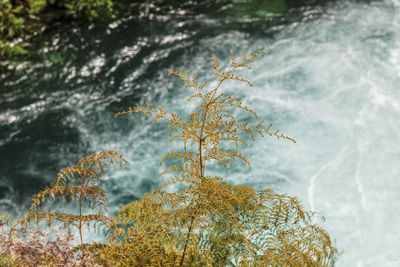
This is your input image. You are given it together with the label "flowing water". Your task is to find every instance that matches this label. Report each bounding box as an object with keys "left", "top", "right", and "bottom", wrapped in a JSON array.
[{"left": 1, "top": 0, "right": 400, "bottom": 265}]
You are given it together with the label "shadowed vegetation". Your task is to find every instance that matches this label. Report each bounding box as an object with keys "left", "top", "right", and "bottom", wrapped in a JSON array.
[{"left": 0, "top": 0, "right": 115, "bottom": 59}]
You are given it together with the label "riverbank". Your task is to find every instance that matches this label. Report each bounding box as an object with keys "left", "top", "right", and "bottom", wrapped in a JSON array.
[{"left": 0, "top": 0, "right": 116, "bottom": 61}]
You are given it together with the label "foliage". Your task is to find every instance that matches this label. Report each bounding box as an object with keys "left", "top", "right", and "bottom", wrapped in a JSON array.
[
  {"left": 63, "top": 0, "right": 115, "bottom": 20},
  {"left": 16, "top": 150, "right": 126, "bottom": 265},
  {"left": 1, "top": 225, "right": 77, "bottom": 266},
  {"left": 0, "top": 0, "right": 115, "bottom": 60},
  {"left": 22, "top": 151, "right": 126, "bottom": 243},
  {"left": 0, "top": 50, "right": 338, "bottom": 266},
  {"left": 0, "top": 0, "right": 28, "bottom": 58},
  {"left": 0, "top": 214, "right": 16, "bottom": 267},
  {"left": 0, "top": 254, "right": 15, "bottom": 267},
  {"left": 104, "top": 50, "right": 337, "bottom": 266},
  {"left": 0, "top": 214, "right": 13, "bottom": 230}
]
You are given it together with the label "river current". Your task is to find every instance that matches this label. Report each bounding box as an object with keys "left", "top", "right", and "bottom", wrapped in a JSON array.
[{"left": 1, "top": 0, "right": 399, "bottom": 266}]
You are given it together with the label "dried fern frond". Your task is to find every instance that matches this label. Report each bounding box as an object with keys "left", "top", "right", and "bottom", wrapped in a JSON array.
[
  {"left": 20, "top": 150, "right": 127, "bottom": 264},
  {"left": 0, "top": 224, "right": 106, "bottom": 267},
  {"left": 112, "top": 50, "right": 336, "bottom": 266},
  {"left": 0, "top": 214, "right": 12, "bottom": 235},
  {"left": 106, "top": 177, "right": 337, "bottom": 266},
  {"left": 116, "top": 50, "right": 295, "bottom": 183}
]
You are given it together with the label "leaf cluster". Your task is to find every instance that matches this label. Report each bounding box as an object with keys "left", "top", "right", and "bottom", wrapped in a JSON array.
[
  {"left": 15, "top": 150, "right": 127, "bottom": 266},
  {"left": 0, "top": 224, "right": 102, "bottom": 266},
  {"left": 0, "top": 0, "right": 115, "bottom": 59},
  {"left": 0, "top": 50, "right": 338, "bottom": 266},
  {"left": 108, "top": 50, "right": 336, "bottom": 266},
  {"left": 23, "top": 151, "right": 126, "bottom": 224},
  {"left": 102, "top": 178, "right": 337, "bottom": 266}
]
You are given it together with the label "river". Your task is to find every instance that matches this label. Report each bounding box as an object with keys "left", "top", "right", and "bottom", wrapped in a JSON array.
[{"left": 1, "top": 0, "right": 399, "bottom": 266}]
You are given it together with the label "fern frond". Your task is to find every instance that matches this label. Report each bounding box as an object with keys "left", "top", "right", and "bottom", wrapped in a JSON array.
[
  {"left": 0, "top": 214, "right": 12, "bottom": 230},
  {"left": 110, "top": 49, "right": 335, "bottom": 266},
  {"left": 160, "top": 151, "right": 196, "bottom": 165},
  {"left": 22, "top": 150, "right": 126, "bottom": 255}
]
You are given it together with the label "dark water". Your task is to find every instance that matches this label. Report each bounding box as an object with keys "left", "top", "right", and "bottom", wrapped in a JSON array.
[
  {"left": 1, "top": 0, "right": 400, "bottom": 265},
  {"left": 0, "top": 0, "right": 335, "bottom": 216}
]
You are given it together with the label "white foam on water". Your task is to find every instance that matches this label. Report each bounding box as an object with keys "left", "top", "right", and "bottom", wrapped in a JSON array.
[
  {"left": 86, "top": 0, "right": 400, "bottom": 265},
  {"left": 238, "top": 1, "right": 400, "bottom": 266}
]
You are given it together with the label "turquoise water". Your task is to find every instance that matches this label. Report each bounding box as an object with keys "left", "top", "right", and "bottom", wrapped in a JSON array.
[{"left": 1, "top": 0, "right": 400, "bottom": 265}]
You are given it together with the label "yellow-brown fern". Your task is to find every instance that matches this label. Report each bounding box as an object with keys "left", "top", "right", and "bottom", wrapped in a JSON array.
[
  {"left": 104, "top": 50, "right": 337, "bottom": 266},
  {"left": 19, "top": 150, "right": 127, "bottom": 265}
]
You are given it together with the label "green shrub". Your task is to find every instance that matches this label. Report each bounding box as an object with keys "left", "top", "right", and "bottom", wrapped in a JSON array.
[{"left": 0, "top": 0, "right": 115, "bottom": 60}]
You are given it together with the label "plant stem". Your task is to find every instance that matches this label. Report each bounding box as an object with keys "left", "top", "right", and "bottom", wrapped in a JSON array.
[
  {"left": 178, "top": 60, "right": 245, "bottom": 265},
  {"left": 79, "top": 174, "right": 85, "bottom": 255},
  {"left": 179, "top": 92, "right": 209, "bottom": 265}
]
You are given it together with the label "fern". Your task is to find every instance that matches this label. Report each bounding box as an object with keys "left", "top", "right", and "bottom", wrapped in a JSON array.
[
  {"left": 0, "top": 254, "right": 15, "bottom": 267},
  {"left": 0, "top": 214, "right": 12, "bottom": 233},
  {"left": 4, "top": 50, "right": 337, "bottom": 266},
  {"left": 19, "top": 150, "right": 127, "bottom": 264},
  {"left": 0, "top": 214, "right": 16, "bottom": 267},
  {"left": 108, "top": 50, "right": 337, "bottom": 266}
]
